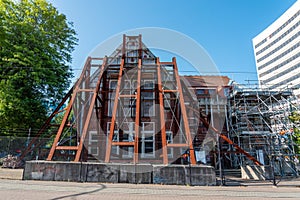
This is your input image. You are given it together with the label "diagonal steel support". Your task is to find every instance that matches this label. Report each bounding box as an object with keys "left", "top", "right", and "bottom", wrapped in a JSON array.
[
  {"left": 74, "top": 57, "right": 107, "bottom": 161},
  {"left": 105, "top": 59, "right": 125, "bottom": 163},
  {"left": 47, "top": 57, "right": 93, "bottom": 161},
  {"left": 19, "top": 87, "right": 73, "bottom": 161},
  {"left": 172, "top": 57, "right": 196, "bottom": 165},
  {"left": 47, "top": 57, "right": 106, "bottom": 161},
  {"left": 200, "top": 116, "right": 262, "bottom": 166}
]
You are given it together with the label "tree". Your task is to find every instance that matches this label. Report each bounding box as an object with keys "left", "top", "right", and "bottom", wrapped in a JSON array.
[
  {"left": 0, "top": 0, "right": 77, "bottom": 136},
  {"left": 289, "top": 111, "right": 300, "bottom": 154}
]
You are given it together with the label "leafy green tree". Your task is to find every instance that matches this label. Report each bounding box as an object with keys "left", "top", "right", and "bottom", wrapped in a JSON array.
[
  {"left": 289, "top": 111, "right": 300, "bottom": 154},
  {"left": 0, "top": 0, "right": 77, "bottom": 136}
]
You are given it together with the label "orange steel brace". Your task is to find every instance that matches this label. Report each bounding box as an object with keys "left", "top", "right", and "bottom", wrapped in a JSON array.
[
  {"left": 138, "top": 34, "right": 142, "bottom": 59},
  {"left": 47, "top": 57, "right": 92, "bottom": 161},
  {"left": 47, "top": 91, "right": 74, "bottom": 160},
  {"left": 19, "top": 87, "right": 73, "bottom": 161},
  {"left": 105, "top": 59, "right": 125, "bottom": 163},
  {"left": 156, "top": 58, "right": 168, "bottom": 164},
  {"left": 134, "top": 59, "right": 142, "bottom": 163},
  {"left": 122, "top": 34, "right": 126, "bottom": 58},
  {"left": 172, "top": 57, "right": 196, "bottom": 165},
  {"left": 199, "top": 117, "right": 262, "bottom": 166},
  {"left": 74, "top": 57, "right": 107, "bottom": 161}
]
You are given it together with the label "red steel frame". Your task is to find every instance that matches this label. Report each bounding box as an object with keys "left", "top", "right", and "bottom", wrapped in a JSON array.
[
  {"left": 157, "top": 58, "right": 197, "bottom": 165},
  {"left": 18, "top": 88, "right": 73, "bottom": 161},
  {"left": 156, "top": 58, "right": 169, "bottom": 164},
  {"left": 104, "top": 58, "right": 126, "bottom": 162},
  {"left": 30, "top": 34, "right": 262, "bottom": 166},
  {"left": 47, "top": 57, "right": 107, "bottom": 161},
  {"left": 134, "top": 59, "right": 142, "bottom": 163},
  {"left": 105, "top": 58, "right": 142, "bottom": 163}
]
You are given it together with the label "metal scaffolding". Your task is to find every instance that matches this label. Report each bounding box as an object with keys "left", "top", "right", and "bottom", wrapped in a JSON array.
[{"left": 227, "top": 84, "right": 300, "bottom": 177}]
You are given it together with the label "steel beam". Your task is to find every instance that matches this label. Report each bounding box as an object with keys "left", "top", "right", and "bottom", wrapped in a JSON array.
[
  {"left": 105, "top": 59, "right": 125, "bottom": 163},
  {"left": 157, "top": 58, "right": 168, "bottom": 164},
  {"left": 46, "top": 57, "right": 92, "bottom": 161},
  {"left": 74, "top": 57, "right": 107, "bottom": 161},
  {"left": 18, "top": 87, "right": 73, "bottom": 161},
  {"left": 172, "top": 57, "right": 196, "bottom": 165},
  {"left": 200, "top": 117, "right": 262, "bottom": 166},
  {"left": 134, "top": 59, "right": 142, "bottom": 163}
]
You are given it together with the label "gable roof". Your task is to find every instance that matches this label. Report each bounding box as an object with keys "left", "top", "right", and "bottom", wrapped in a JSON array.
[{"left": 182, "top": 75, "right": 231, "bottom": 87}]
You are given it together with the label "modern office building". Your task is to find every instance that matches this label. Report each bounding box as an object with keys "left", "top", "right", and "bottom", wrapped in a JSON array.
[{"left": 252, "top": 0, "right": 300, "bottom": 97}]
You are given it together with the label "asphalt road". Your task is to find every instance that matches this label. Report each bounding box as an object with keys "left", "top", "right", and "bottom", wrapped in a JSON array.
[{"left": 0, "top": 178, "right": 300, "bottom": 200}]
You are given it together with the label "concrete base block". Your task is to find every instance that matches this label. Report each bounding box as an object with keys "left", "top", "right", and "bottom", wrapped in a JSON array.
[
  {"left": 153, "top": 165, "right": 186, "bottom": 185},
  {"left": 54, "top": 162, "right": 83, "bottom": 182},
  {"left": 135, "top": 164, "right": 153, "bottom": 184},
  {"left": 186, "top": 165, "right": 216, "bottom": 186},
  {"left": 86, "top": 163, "right": 119, "bottom": 183},
  {"left": 24, "top": 161, "right": 216, "bottom": 186},
  {"left": 24, "top": 161, "right": 84, "bottom": 182},
  {"left": 23, "top": 161, "right": 56, "bottom": 181},
  {"left": 119, "top": 164, "right": 153, "bottom": 184}
]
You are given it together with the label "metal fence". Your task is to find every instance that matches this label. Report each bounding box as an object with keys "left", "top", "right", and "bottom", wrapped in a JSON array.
[{"left": 0, "top": 136, "right": 51, "bottom": 167}]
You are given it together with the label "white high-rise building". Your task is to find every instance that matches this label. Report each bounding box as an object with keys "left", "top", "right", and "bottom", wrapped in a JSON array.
[{"left": 252, "top": 0, "right": 300, "bottom": 97}]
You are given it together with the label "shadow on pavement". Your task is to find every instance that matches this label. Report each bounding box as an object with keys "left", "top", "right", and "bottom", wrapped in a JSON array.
[{"left": 50, "top": 184, "right": 107, "bottom": 200}]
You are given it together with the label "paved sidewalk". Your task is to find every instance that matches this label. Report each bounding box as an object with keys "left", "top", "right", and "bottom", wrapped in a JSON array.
[
  {"left": 0, "top": 167, "right": 23, "bottom": 180},
  {"left": 0, "top": 168, "right": 299, "bottom": 200},
  {"left": 0, "top": 179, "right": 300, "bottom": 200}
]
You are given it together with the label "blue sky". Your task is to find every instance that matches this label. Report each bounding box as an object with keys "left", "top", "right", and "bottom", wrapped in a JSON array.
[{"left": 48, "top": 0, "right": 297, "bottom": 85}]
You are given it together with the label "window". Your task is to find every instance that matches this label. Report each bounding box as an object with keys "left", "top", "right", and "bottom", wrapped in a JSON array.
[
  {"left": 108, "top": 80, "right": 117, "bottom": 116},
  {"left": 224, "top": 88, "right": 230, "bottom": 97},
  {"left": 109, "top": 80, "right": 117, "bottom": 89},
  {"left": 88, "top": 131, "right": 99, "bottom": 156},
  {"left": 122, "top": 98, "right": 136, "bottom": 117},
  {"left": 166, "top": 131, "right": 173, "bottom": 158},
  {"left": 123, "top": 80, "right": 137, "bottom": 95},
  {"left": 107, "top": 122, "right": 119, "bottom": 157},
  {"left": 164, "top": 93, "right": 171, "bottom": 109},
  {"left": 143, "top": 80, "right": 154, "bottom": 89},
  {"left": 196, "top": 89, "right": 205, "bottom": 95},
  {"left": 121, "top": 122, "right": 134, "bottom": 158},
  {"left": 107, "top": 122, "right": 135, "bottom": 158},
  {"left": 141, "top": 122, "right": 155, "bottom": 158},
  {"left": 141, "top": 92, "right": 155, "bottom": 117},
  {"left": 208, "top": 89, "right": 216, "bottom": 95}
]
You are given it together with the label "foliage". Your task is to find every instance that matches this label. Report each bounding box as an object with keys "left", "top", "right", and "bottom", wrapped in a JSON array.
[
  {"left": 289, "top": 111, "right": 300, "bottom": 154},
  {"left": 0, "top": 0, "right": 77, "bottom": 136}
]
